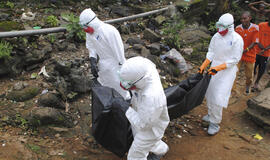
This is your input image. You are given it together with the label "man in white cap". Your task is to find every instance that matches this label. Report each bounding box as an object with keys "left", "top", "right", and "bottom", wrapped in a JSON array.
[
  {"left": 79, "top": 8, "right": 130, "bottom": 100},
  {"left": 119, "top": 56, "right": 170, "bottom": 160},
  {"left": 198, "top": 13, "right": 244, "bottom": 135}
]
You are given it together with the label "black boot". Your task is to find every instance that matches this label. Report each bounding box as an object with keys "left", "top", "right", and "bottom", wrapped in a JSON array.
[{"left": 147, "top": 153, "right": 162, "bottom": 160}]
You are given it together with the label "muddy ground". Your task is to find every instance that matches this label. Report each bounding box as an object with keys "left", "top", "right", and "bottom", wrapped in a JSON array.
[{"left": 0, "top": 65, "right": 270, "bottom": 160}]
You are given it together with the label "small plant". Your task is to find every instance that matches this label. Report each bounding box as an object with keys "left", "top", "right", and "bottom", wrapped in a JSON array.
[
  {"left": 208, "top": 21, "right": 217, "bottom": 33},
  {"left": 0, "top": 41, "right": 12, "bottom": 59},
  {"left": 161, "top": 16, "right": 185, "bottom": 50},
  {"left": 25, "top": 144, "right": 40, "bottom": 153},
  {"left": 46, "top": 15, "right": 59, "bottom": 27},
  {"left": 6, "top": 1, "right": 14, "bottom": 9},
  {"left": 61, "top": 13, "right": 86, "bottom": 42},
  {"left": 47, "top": 34, "right": 57, "bottom": 43},
  {"left": 44, "top": 8, "right": 54, "bottom": 14},
  {"left": 15, "top": 113, "right": 29, "bottom": 129}
]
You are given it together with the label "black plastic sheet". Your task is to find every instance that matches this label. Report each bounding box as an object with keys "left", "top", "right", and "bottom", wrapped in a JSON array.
[
  {"left": 91, "top": 85, "right": 133, "bottom": 157},
  {"left": 91, "top": 73, "right": 211, "bottom": 157},
  {"left": 165, "top": 73, "right": 211, "bottom": 120}
]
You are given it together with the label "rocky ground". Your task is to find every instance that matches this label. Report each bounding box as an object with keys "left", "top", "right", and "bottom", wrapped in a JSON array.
[{"left": 0, "top": 0, "right": 270, "bottom": 160}]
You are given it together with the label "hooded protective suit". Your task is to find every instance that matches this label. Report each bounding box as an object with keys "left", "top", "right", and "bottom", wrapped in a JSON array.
[
  {"left": 205, "top": 13, "right": 243, "bottom": 124},
  {"left": 79, "top": 9, "right": 130, "bottom": 100},
  {"left": 119, "top": 57, "right": 170, "bottom": 160}
]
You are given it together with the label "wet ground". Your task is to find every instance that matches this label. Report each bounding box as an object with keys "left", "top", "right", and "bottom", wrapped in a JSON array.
[{"left": 0, "top": 66, "right": 270, "bottom": 160}]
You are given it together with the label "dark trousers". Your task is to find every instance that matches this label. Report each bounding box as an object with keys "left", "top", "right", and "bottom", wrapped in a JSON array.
[{"left": 254, "top": 55, "right": 269, "bottom": 84}]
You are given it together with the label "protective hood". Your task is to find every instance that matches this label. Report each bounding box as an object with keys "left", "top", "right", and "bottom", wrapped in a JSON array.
[
  {"left": 79, "top": 8, "right": 103, "bottom": 32},
  {"left": 216, "top": 13, "right": 234, "bottom": 34},
  {"left": 119, "top": 57, "right": 157, "bottom": 90}
]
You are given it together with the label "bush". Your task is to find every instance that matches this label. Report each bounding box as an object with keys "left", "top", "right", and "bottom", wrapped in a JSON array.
[
  {"left": 61, "top": 13, "right": 85, "bottom": 42},
  {"left": 6, "top": 1, "right": 14, "bottom": 9},
  {"left": 161, "top": 16, "right": 185, "bottom": 50},
  {"left": 46, "top": 15, "right": 59, "bottom": 27},
  {"left": 0, "top": 41, "right": 12, "bottom": 59}
]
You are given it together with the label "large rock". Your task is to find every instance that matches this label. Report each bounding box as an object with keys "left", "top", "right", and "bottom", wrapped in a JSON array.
[
  {"left": 154, "top": 15, "right": 166, "bottom": 26},
  {"left": 118, "top": 24, "right": 130, "bottom": 34},
  {"left": 246, "top": 88, "right": 270, "bottom": 131},
  {"left": 179, "top": 24, "right": 211, "bottom": 45},
  {"left": 0, "top": 13, "right": 9, "bottom": 21},
  {"left": 27, "top": 107, "right": 73, "bottom": 127},
  {"left": 143, "top": 28, "right": 161, "bottom": 43},
  {"left": 0, "top": 59, "right": 10, "bottom": 76},
  {"left": 111, "top": 6, "right": 131, "bottom": 17},
  {"left": 6, "top": 86, "right": 40, "bottom": 102},
  {"left": 54, "top": 60, "right": 72, "bottom": 76},
  {"left": 126, "top": 37, "right": 145, "bottom": 45},
  {"left": 38, "top": 92, "right": 65, "bottom": 109},
  {"left": 70, "top": 74, "right": 92, "bottom": 93},
  {"left": 25, "top": 46, "right": 52, "bottom": 66},
  {"left": 147, "top": 43, "right": 161, "bottom": 56}
]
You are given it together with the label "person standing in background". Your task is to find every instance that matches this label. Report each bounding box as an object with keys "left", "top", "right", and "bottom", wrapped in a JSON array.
[
  {"left": 248, "top": 1, "right": 270, "bottom": 24},
  {"left": 234, "top": 11, "right": 259, "bottom": 94},
  {"left": 252, "top": 12, "right": 270, "bottom": 91}
]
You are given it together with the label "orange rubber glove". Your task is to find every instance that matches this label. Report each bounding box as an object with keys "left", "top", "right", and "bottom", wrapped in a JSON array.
[
  {"left": 208, "top": 63, "right": 227, "bottom": 75},
  {"left": 198, "top": 58, "right": 211, "bottom": 74}
]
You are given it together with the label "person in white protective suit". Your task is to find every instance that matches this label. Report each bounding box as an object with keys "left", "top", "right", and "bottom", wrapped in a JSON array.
[
  {"left": 119, "top": 56, "right": 170, "bottom": 160},
  {"left": 79, "top": 8, "right": 130, "bottom": 100},
  {"left": 198, "top": 13, "right": 243, "bottom": 135}
]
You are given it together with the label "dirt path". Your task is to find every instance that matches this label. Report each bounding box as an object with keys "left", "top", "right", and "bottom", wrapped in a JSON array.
[{"left": 1, "top": 73, "right": 270, "bottom": 160}]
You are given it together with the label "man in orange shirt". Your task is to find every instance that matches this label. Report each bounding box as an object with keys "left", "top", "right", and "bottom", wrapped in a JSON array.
[
  {"left": 235, "top": 11, "right": 259, "bottom": 94},
  {"left": 253, "top": 12, "right": 270, "bottom": 91}
]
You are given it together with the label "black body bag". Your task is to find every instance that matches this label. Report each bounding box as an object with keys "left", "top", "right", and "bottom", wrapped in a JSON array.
[
  {"left": 165, "top": 73, "right": 211, "bottom": 120},
  {"left": 91, "top": 73, "right": 210, "bottom": 157},
  {"left": 91, "top": 83, "right": 133, "bottom": 157}
]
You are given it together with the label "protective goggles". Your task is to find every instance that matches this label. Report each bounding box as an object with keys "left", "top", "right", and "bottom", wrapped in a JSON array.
[
  {"left": 215, "top": 22, "right": 233, "bottom": 29},
  {"left": 79, "top": 16, "right": 96, "bottom": 29},
  {"left": 118, "top": 72, "right": 144, "bottom": 90}
]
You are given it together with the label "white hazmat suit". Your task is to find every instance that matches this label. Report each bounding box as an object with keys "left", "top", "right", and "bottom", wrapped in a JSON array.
[
  {"left": 204, "top": 13, "right": 243, "bottom": 131},
  {"left": 119, "top": 57, "right": 170, "bottom": 160},
  {"left": 79, "top": 9, "right": 130, "bottom": 100}
]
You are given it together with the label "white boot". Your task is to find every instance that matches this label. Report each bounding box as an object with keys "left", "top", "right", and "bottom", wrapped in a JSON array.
[
  {"left": 207, "top": 123, "right": 220, "bottom": 135},
  {"left": 202, "top": 114, "right": 210, "bottom": 123}
]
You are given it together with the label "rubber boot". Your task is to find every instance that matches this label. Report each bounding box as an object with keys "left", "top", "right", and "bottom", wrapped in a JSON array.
[
  {"left": 202, "top": 115, "right": 210, "bottom": 123},
  {"left": 207, "top": 123, "right": 220, "bottom": 136}
]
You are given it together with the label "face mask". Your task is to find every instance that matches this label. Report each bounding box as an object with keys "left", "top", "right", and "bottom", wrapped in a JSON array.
[
  {"left": 80, "top": 16, "right": 96, "bottom": 34},
  {"left": 120, "top": 82, "right": 137, "bottom": 90},
  {"left": 217, "top": 27, "right": 228, "bottom": 36},
  {"left": 83, "top": 26, "right": 94, "bottom": 34},
  {"left": 216, "top": 22, "right": 231, "bottom": 36}
]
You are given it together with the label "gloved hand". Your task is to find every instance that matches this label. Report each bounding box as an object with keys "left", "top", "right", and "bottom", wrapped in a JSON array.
[
  {"left": 198, "top": 58, "right": 210, "bottom": 74},
  {"left": 90, "top": 57, "right": 99, "bottom": 78},
  {"left": 208, "top": 63, "right": 227, "bottom": 75}
]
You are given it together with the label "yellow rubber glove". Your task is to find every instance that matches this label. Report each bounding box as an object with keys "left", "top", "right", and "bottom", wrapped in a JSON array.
[
  {"left": 198, "top": 58, "right": 211, "bottom": 74},
  {"left": 208, "top": 63, "right": 227, "bottom": 75}
]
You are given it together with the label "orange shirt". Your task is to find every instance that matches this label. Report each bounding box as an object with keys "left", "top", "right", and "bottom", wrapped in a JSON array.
[
  {"left": 235, "top": 23, "right": 259, "bottom": 63},
  {"left": 258, "top": 22, "right": 270, "bottom": 57}
]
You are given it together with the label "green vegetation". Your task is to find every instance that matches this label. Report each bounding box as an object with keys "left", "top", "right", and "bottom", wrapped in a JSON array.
[
  {"left": 208, "top": 21, "right": 217, "bottom": 33},
  {"left": 61, "top": 13, "right": 86, "bottom": 42},
  {"left": 25, "top": 144, "right": 41, "bottom": 153},
  {"left": 6, "top": 1, "right": 14, "bottom": 9},
  {"left": 0, "top": 21, "right": 23, "bottom": 32},
  {"left": 47, "top": 34, "right": 57, "bottom": 43},
  {"left": 161, "top": 16, "right": 185, "bottom": 50},
  {"left": 0, "top": 41, "right": 12, "bottom": 59},
  {"left": 46, "top": 15, "right": 59, "bottom": 27},
  {"left": 15, "top": 113, "right": 29, "bottom": 129}
]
